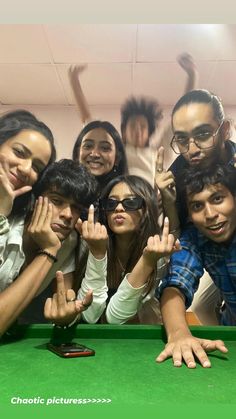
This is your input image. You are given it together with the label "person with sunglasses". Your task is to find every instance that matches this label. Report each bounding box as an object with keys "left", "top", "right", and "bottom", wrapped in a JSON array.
[
  {"left": 96, "top": 175, "right": 180, "bottom": 324},
  {"left": 156, "top": 89, "right": 235, "bottom": 325}
]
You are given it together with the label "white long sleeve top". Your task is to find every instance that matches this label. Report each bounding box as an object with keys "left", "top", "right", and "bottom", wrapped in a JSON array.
[
  {"left": 77, "top": 251, "right": 108, "bottom": 323},
  {"left": 106, "top": 258, "right": 167, "bottom": 324}
]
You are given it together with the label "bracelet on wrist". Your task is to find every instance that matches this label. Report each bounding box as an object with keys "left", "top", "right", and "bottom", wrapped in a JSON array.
[{"left": 37, "top": 249, "right": 58, "bottom": 263}]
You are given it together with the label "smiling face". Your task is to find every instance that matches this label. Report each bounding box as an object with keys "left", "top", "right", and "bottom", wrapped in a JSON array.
[
  {"left": 172, "top": 102, "right": 227, "bottom": 167},
  {"left": 45, "top": 190, "right": 82, "bottom": 241},
  {"left": 79, "top": 127, "right": 117, "bottom": 176},
  {"left": 187, "top": 183, "right": 236, "bottom": 243},
  {"left": 0, "top": 129, "right": 52, "bottom": 190},
  {"left": 106, "top": 182, "right": 143, "bottom": 238}
]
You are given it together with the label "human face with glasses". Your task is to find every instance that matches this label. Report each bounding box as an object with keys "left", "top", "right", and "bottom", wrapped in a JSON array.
[
  {"left": 103, "top": 182, "right": 144, "bottom": 236},
  {"left": 171, "top": 102, "right": 228, "bottom": 166}
]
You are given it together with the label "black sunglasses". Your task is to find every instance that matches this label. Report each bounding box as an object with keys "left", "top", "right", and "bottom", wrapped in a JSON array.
[{"left": 101, "top": 196, "right": 144, "bottom": 212}]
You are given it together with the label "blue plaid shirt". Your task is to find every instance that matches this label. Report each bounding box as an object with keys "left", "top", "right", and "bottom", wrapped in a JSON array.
[{"left": 158, "top": 223, "right": 236, "bottom": 325}]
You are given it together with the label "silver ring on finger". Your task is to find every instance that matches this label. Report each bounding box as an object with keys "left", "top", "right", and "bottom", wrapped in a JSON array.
[{"left": 66, "top": 297, "right": 76, "bottom": 303}]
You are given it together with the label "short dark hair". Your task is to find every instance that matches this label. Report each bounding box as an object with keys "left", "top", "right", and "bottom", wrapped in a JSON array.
[
  {"left": 172, "top": 89, "right": 225, "bottom": 124},
  {"left": 177, "top": 163, "right": 236, "bottom": 214},
  {"left": 72, "top": 120, "right": 128, "bottom": 181},
  {"left": 34, "top": 159, "right": 99, "bottom": 208},
  {"left": 120, "top": 96, "right": 163, "bottom": 141}
]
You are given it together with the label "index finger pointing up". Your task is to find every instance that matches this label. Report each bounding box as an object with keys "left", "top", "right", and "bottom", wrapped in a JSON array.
[{"left": 156, "top": 146, "right": 165, "bottom": 173}]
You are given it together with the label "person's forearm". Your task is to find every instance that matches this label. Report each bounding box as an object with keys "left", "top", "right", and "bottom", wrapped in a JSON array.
[
  {"left": 161, "top": 287, "right": 191, "bottom": 341},
  {"left": 70, "top": 77, "right": 92, "bottom": 124},
  {"left": 105, "top": 257, "right": 155, "bottom": 324},
  {"left": 78, "top": 252, "right": 108, "bottom": 323},
  {"left": 184, "top": 69, "right": 198, "bottom": 93},
  {"left": 127, "top": 255, "right": 154, "bottom": 288},
  {"left": 106, "top": 275, "right": 146, "bottom": 324},
  {"left": 0, "top": 254, "right": 56, "bottom": 335}
]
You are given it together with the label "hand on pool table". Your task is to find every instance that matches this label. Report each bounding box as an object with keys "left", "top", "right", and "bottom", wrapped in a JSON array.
[
  {"left": 44, "top": 271, "right": 93, "bottom": 327},
  {"left": 156, "top": 334, "right": 228, "bottom": 368}
]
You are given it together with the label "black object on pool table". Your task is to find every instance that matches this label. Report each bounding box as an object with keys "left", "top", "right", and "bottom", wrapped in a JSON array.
[
  {"left": 48, "top": 324, "right": 95, "bottom": 358},
  {"left": 47, "top": 342, "right": 95, "bottom": 358}
]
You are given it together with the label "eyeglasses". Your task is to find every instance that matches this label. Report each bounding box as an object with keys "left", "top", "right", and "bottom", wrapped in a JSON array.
[
  {"left": 101, "top": 196, "right": 144, "bottom": 212},
  {"left": 171, "top": 121, "right": 223, "bottom": 155}
]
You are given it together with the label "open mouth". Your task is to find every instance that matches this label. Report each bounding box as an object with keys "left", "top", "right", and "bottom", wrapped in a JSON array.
[
  {"left": 87, "top": 161, "right": 103, "bottom": 168},
  {"left": 206, "top": 221, "right": 227, "bottom": 233}
]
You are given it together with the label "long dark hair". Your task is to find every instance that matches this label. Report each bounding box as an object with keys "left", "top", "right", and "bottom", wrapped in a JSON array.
[
  {"left": 72, "top": 120, "right": 128, "bottom": 190},
  {"left": 100, "top": 175, "right": 160, "bottom": 292},
  {"left": 0, "top": 109, "right": 56, "bottom": 217}
]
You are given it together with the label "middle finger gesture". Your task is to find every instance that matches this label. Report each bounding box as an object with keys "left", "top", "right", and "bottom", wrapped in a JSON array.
[
  {"left": 143, "top": 217, "right": 181, "bottom": 267},
  {"left": 76, "top": 204, "right": 108, "bottom": 259},
  {"left": 44, "top": 271, "right": 93, "bottom": 327}
]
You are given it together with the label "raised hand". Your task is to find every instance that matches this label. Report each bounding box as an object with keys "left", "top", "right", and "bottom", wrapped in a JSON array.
[
  {"left": 27, "top": 196, "right": 61, "bottom": 254},
  {"left": 177, "top": 52, "right": 196, "bottom": 76},
  {"left": 68, "top": 64, "right": 91, "bottom": 124},
  {"left": 143, "top": 217, "right": 181, "bottom": 267},
  {"left": 76, "top": 204, "right": 108, "bottom": 259},
  {"left": 0, "top": 157, "right": 31, "bottom": 216},
  {"left": 68, "top": 64, "right": 87, "bottom": 82},
  {"left": 44, "top": 271, "right": 93, "bottom": 326},
  {"left": 155, "top": 146, "right": 176, "bottom": 204}
]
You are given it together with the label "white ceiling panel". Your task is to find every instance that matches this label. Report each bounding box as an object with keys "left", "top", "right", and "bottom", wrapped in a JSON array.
[
  {"left": 44, "top": 25, "right": 137, "bottom": 63},
  {"left": 133, "top": 61, "right": 217, "bottom": 106},
  {"left": 0, "top": 24, "right": 235, "bottom": 106},
  {"left": 214, "top": 25, "right": 236, "bottom": 60},
  {"left": 0, "top": 65, "right": 66, "bottom": 105},
  {"left": 207, "top": 61, "right": 236, "bottom": 106},
  {"left": 57, "top": 63, "right": 133, "bottom": 105},
  {"left": 0, "top": 25, "right": 52, "bottom": 63},
  {"left": 136, "top": 24, "right": 228, "bottom": 62}
]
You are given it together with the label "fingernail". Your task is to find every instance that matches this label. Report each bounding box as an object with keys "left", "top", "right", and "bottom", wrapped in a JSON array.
[
  {"left": 174, "top": 360, "right": 181, "bottom": 367},
  {"left": 188, "top": 362, "right": 196, "bottom": 368},
  {"left": 90, "top": 204, "right": 94, "bottom": 209},
  {"left": 164, "top": 217, "right": 169, "bottom": 223},
  {"left": 203, "top": 361, "right": 211, "bottom": 368}
]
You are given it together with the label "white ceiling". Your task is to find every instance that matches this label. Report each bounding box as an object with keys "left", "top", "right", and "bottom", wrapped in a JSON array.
[{"left": 0, "top": 24, "right": 236, "bottom": 107}]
